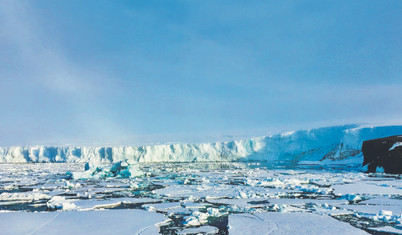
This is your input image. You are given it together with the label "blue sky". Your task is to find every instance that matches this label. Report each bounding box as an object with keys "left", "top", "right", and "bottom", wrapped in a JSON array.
[{"left": 0, "top": 0, "right": 401, "bottom": 146}]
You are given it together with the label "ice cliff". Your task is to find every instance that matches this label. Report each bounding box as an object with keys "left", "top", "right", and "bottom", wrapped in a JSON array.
[{"left": 1, "top": 124, "right": 402, "bottom": 164}]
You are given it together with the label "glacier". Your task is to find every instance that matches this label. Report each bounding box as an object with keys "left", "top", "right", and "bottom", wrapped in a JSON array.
[{"left": 1, "top": 124, "right": 402, "bottom": 164}]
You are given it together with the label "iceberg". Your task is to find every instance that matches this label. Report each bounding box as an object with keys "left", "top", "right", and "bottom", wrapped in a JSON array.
[
  {"left": 68, "top": 161, "right": 144, "bottom": 179},
  {"left": 1, "top": 124, "right": 402, "bottom": 164}
]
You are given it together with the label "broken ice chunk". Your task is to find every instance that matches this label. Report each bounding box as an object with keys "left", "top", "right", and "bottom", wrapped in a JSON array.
[
  {"left": 340, "top": 194, "right": 362, "bottom": 202},
  {"left": 183, "top": 211, "right": 209, "bottom": 226},
  {"left": 379, "top": 210, "right": 392, "bottom": 216},
  {"left": 47, "top": 196, "right": 76, "bottom": 211}
]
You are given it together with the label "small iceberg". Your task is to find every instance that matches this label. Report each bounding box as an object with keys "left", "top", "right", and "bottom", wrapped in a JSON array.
[{"left": 68, "top": 161, "right": 144, "bottom": 179}]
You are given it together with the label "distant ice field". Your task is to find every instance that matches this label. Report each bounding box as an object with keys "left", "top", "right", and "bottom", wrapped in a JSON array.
[{"left": 0, "top": 162, "right": 401, "bottom": 234}]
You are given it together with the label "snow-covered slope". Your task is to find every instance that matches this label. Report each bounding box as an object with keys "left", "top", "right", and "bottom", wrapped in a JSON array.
[{"left": 1, "top": 125, "right": 402, "bottom": 164}]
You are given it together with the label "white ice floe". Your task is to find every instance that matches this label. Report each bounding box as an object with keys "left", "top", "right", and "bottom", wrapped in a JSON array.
[
  {"left": 74, "top": 198, "right": 162, "bottom": 211},
  {"left": 0, "top": 209, "right": 166, "bottom": 235},
  {"left": 368, "top": 226, "right": 402, "bottom": 235},
  {"left": 228, "top": 212, "right": 369, "bottom": 234},
  {"left": 333, "top": 181, "right": 402, "bottom": 196},
  {"left": 0, "top": 192, "right": 51, "bottom": 201}
]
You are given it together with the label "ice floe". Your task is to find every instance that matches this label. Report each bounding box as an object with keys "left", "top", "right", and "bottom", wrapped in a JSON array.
[
  {"left": 0, "top": 209, "right": 166, "bottom": 235},
  {"left": 228, "top": 212, "right": 369, "bottom": 234}
]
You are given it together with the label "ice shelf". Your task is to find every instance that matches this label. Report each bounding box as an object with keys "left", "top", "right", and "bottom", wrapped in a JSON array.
[{"left": 1, "top": 124, "right": 402, "bottom": 164}]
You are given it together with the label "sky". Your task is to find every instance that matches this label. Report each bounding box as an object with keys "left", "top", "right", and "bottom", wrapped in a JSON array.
[{"left": 0, "top": 0, "right": 401, "bottom": 146}]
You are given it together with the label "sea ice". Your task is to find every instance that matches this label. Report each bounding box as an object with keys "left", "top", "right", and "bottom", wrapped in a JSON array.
[
  {"left": 0, "top": 162, "right": 400, "bottom": 234},
  {"left": 228, "top": 212, "right": 369, "bottom": 234},
  {"left": 0, "top": 209, "right": 166, "bottom": 235}
]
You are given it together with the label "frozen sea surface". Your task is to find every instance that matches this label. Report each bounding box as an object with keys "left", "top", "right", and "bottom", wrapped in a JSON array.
[{"left": 0, "top": 162, "right": 401, "bottom": 234}]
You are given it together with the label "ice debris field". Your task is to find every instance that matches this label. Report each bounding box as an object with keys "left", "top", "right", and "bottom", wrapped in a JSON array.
[{"left": 0, "top": 125, "right": 401, "bottom": 234}]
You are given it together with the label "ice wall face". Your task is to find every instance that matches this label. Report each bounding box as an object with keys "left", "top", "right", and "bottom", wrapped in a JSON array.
[{"left": 1, "top": 125, "right": 402, "bottom": 164}]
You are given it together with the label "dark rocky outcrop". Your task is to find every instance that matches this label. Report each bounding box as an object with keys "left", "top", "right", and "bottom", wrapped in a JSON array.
[{"left": 362, "top": 135, "right": 402, "bottom": 174}]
